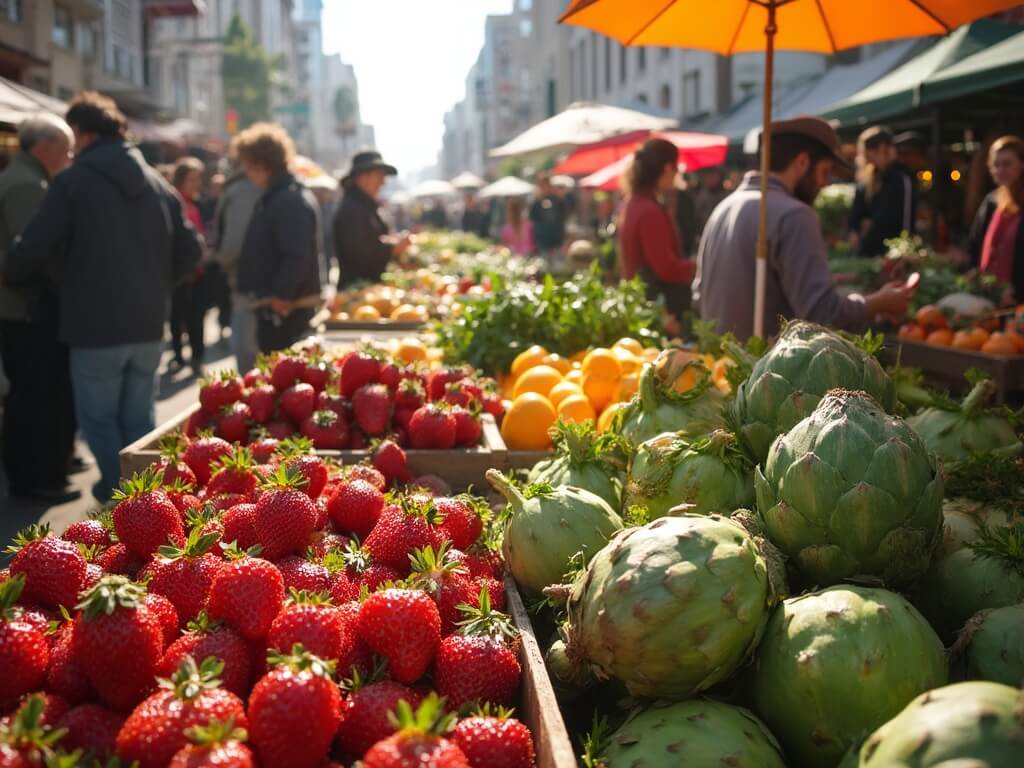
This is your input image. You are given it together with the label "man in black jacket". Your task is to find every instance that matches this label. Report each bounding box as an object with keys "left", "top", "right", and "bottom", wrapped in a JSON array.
[
  {"left": 849, "top": 126, "right": 916, "bottom": 256},
  {"left": 234, "top": 123, "right": 321, "bottom": 353},
  {"left": 3, "top": 92, "right": 200, "bottom": 501},
  {"left": 333, "top": 151, "right": 409, "bottom": 288}
]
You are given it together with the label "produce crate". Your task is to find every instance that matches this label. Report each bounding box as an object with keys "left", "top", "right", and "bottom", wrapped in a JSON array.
[
  {"left": 119, "top": 405, "right": 507, "bottom": 490},
  {"left": 883, "top": 337, "right": 1024, "bottom": 405},
  {"left": 504, "top": 576, "right": 578, "bottom": 768}
]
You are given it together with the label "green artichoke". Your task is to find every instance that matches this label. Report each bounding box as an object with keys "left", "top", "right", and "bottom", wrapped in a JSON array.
[
  {"left": 486, "top": 469, "right": 623, "bottom": 595},
  {"left": 615, "top": 350, "right": 726, "bottom": 448},
  {"left": 563, "top": 514, "right": 783, "bottom": 699},
  {"left": 527, "top": 420, "right": 626, "bottom": 510},
  {"left": 838, "top": 681, "right": 1024, "bottom": 767},
  {"left": 733, "top": 322, "right": 897, "bottom": 464},
  {"left": 750, "top": 585, "right": 948, "bottom": 768},
  {"left": 755, "top": 389, "right": 944, "bottom": 588},
  {"left": 598, "top": 699, "right": 787, "bottom": 768},
  {"left": 958, "top": 604, "right": 1024, "bottom": 687},
  {"left": 624, "top": 429, "right": 754, "bottom": 519}
]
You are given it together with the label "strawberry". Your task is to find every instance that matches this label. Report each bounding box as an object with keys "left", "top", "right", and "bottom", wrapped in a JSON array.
[
  {"left": 167, "top": 478, "right": 203, "bottom": 516},
  {"left": 221, "top": 504, "right": 258, "bottom": 550},
  {"left": 243, "top": 367, "right": 267, "bottom": 388},
  {"left": 410, "top": 474, "right": 450, "bottom": 496},
  {"left": 316, "top": 388, "right": 347, "bottom": 418},
  {"left": 277, "top": 438, "right": 329, "bottom": 499},
  {"left": 159, "top": 613, "right": 253, "bottom": 697},
  {"left": 57, "top": 703, "right": 124, "bottom": 759},
  {"left": 146, "top": 526, "right": 224, "bottom": 625},
  {"left": 144, "top": 592, "right": 181, "bottom": 648},
  {"left": 185, "top": 409, "right": 216, "bottom": 438},
  {"left": 6, "top": 524, "right": 87, "bottom": 610},
  {"left": 481, "top": 392, "right": 504, "bottom": 420},
  {"left": 183, "top": 436, "right": 233, "bottom": 487},
  {"left": 300, "top": 409, "right": 350, "bottom": 449},
  {"left": 408, "top": 404, "right": 457, "bottom": 449},
  {"left": 364, "top": 498, "right": 445, "bottom": 574},
  {"left": 72, "top": 576, "right": 165, "bottom": 711},
  {"left": 169, "top": 717, "right": 254, "bottom": 768},
  {"left": 207, "top": 493, "right": 248, "bottom": 513},
  {"left": 340, "top": 349, "right": 382, "bottom": 399},
  {"left": 309, "top": 531, "right": 351, "bottom": 560},
  {"left": 328, "top": 543, "right": 401, "bottom": 594},
  {"left": 0, "top": 695, "right": 64, "bottom": 765},
  {"left": 451, "top": 406, "right": 483, "bottom": 447},
  {"left": 252, "top": 466, "right": 317, "bottom": 560},
  {"left": 301, "top": 358, "right": 333, "bottom": 393},
  {"left": 334, "top": 674, "right": 425, "bottom": 759},
  {"left": 372, "top": 439, "right": 413, "bottom": 487},
  {"left": 425, "top": 368, "right": 466, "bottom": 402},
  {"left": 270, "top": 354, "right": 305, "bottom": 392},
  {"left": 244, "top": 384, "right": 277, "bottom": 424},
  {"left": 94, "top": 542, "right": 138, "bottom": 576},
  {"left": 156, "top": 434, "right": 200, "bottom": 488},
  {"left": 357, "top": 588, "right": 441, "bottom": 684},
  {"left": 206, "top": 545, "right": 285, "bottom": 641},
  {"left": 47, "top": 621, "right": 91, "bottom": 703},
  {"left": 393, "top": 407, "right": 415, "bottom": 433},
  {"left": 378, "top": 362, "right": 403, "bottom": 392},
  {"left": 268, "top": 592, "right": 354, "bottom": 666},
  {"left": 264, "top": 419, "right": 293, "bottom": 441},
  {"left": 5, "top": 691, "right": 68, "bottom": 729},
  {"left": 247, "top": 432, "right": 279, "bottom": 463},
  {"left": 0, "top": 577, "right": 48, "bottom": 704},
  {"left": 451, "top": 708, "right": 534, "bottom": 768},
  {"left": 215, "top": 401, "right": 252, "bottom": 444},
  {"left": 62, "top": 518, "right": 112, "bottom": 548},
  {"left": 408, "top": 543, "right": 475, "bottom": 634},
  {"left": 275, "top": 555, "right": 330, "bottom": 593},
  {"left": 248, "top": 646, "right": 342, "bottom": 768},
  {"left": 361, "top": 695, "right": 469, "bottom": 768},
  {"left": 199, "top": 372, "right": 244, "bottom": 415},
  {"left": 115, "top": 657, "right": 248, "bottom": 768},
  {"left": 346, "top": 463, "right": 387, "bottom": 491},
  {"left": 436, "top": 496, "right": 486, "bottom": 551},
  {"left": 206, "top": 446, "right": 259, "bottom": 499},
  {"left": 327, "top": 477, "right": 384, "bottom": 538},
  {"left": 279, "top": 382, "right": 316, "bottom": 423},
  {"left": 352, "top": 383, "right": 392, "bottom": 437},
  {"left": 394, "top": 379, "right": 425, "bottom": 412},
  {"left": 112, "top": 468, "right": 186, "bottom": 560}
]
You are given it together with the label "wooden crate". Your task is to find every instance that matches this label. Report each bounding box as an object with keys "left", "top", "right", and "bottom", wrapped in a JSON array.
[
  {"left": 320, "top": 318, "right": 427, "bottom": 333},
  {"left": 119, "top": 406, "right": 507, "bottom": 490},
  {"left": 882, "top": 337, "right": 1024, "bottom": 404},
  {"left": 505, "top": 576, "right": 579, "bottom": 768}
]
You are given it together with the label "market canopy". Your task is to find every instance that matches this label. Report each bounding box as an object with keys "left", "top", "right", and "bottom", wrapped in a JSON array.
[
  {"left": 410, "top": 179, "right": 458, "bottom": 198},
  {"left": 478, "top": 176, "right": 536, "bottom": 199},
  {"left": 489, "top": 101, "right": 676, "bottom": 160},
  {"left": 923, "top": 27, "right": 1024, "bottom": 105},
  {"left": 579, "top": 130, "right": 729, "bottom": 191},
  {"left": 450, "top": 171, "right": 485, "bottom": 190},
  {"left": 559, "top": 130, "right": 728, "bottom": 178}
]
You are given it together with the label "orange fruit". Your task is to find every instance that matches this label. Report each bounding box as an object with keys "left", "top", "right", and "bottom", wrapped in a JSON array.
[
  {"left": 500, "top": 393, "right": 557, "bottom": 451},
  {"left": 711, "top": 357, "right": 735, "bottom": 385},
  {"left": 353, "top": 305, "right": 381, "bottom": 321},
  {"left": 510, "top": 345, "right": 548, "bottom": 379},
  {"left": 672, "top": 365, "right": 700, "bottom": 394},
  {"left": 925, "top": 329, "right": 954, "bottom": 347},
  {"left": 564, "top": 369, "right": 583, "bottom": 386},
  {"left": 583, "top": 373, "right": 619, "bottom": 413},
  {"left": 513, "top": 365, "right": 563, "bottom": 399},
  {"left": 952, "top": 329, "right": 985, "bottom": 351},
  {"left": 613, "top": 337, "right": 644, "bottom": 356},
  {"left": 390, "top": 304, "right": 427, "bottom": 322},
  {"left": 618, "top": 373, "right": 639, "bottom": 401},
  {"left": 548, "top": 381, "right": 584, "bottom": 409},
  {"left": 395, "top": 337, "right": 428, "bottom": 364},
  {"left": 897, "top": 323, "right": 926, "bottom": 342},
  {"left": 569, "top": 349, "right": 589, "bottom": 365},
  {"left": 612, "top": 346, "right": 642, "bottom": 375},
  {"left": 542, "top": 354, "right": 572, "bottom": 375},
  {"left": 557, "top": 394, "right": 596, "bottom": 424},
  {"left": 915, "top": 305, "right": 947, "bottom": 330},
  {"left": 582, "top": 348, "right": 622, "bottom": 380},
  {"left": 981, "top": 333, "right": 1019, "bottom": 356},
  {"left": 597, "top": 401, "right": 628, "bottom": 434}
]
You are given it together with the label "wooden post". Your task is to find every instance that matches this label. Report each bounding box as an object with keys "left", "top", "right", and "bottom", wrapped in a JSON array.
[{"left": 753, "top": 0, "right": 778, "bottom": 339}]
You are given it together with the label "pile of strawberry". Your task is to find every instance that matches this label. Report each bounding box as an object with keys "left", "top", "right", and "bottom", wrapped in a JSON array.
[
  {"left": 187, "top": 344, "right": 504, "bottom": 455},
  {"left": 0, "top": 440, "right": 534, "bottom": 768}
]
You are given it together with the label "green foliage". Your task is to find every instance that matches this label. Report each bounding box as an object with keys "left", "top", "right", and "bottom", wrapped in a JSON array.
[{"left": 221, "top": 16, "right": 284, "bottom": 129}]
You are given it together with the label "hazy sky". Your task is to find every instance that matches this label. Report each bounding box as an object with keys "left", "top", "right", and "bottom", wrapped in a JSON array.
[{"left": 322, "top": 0, "right": 514, "bottom": 177}]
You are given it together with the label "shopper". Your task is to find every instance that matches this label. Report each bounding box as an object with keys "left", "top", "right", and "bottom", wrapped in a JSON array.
[
  {"left": 461, "top": 194, "right": 490, "bottom": 238},
  {"left": 234, "top": 122, "right": 321, "bottom": 354},
  {"left": 500, "top": 197, "right": 534, "bottom": 255},
  {"left": 694, "top": 167, "right": 728, "bottom": 232},
  {"left": 0, "top": 113, "right": 78, "bottom": 503},
  {"left": 969, "top": 135, "right": 1024, "bottom": 305},
  {"left": 529, "top": 173, "right": 568, "bottom": 259},
  {"left": 694, "top": 116, "right": 914, "bottom": 341},
  {"left": 618, "top": 139, "right": 694, "bottom": 322},
  {"left": 169, "top": 156, "right": 208, "bottom": 375},
  {"left": 200, "top": 172, "right": 231, "bottom": 336},
  {"left": 213, "top": 169, "right": 260, "bottom": 373},
  {"left": 849, "top": 126, "right": 916, "bottom": 256},
  {"left": 3, "top": 92, "right": 200, "bottom": 501},
  {"left": 423, "top": 199, "right": 448, "bottom": 229},
  {"left": 333, "top": 150, "right": 409, "bottom": 288}
]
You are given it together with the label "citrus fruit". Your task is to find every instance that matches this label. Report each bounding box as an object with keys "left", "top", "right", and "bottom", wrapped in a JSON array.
[
  {"left": 557, "top": 394, "right": 596, "bottom": 424},
  {"left": 618, "top": 373, "right": 639, "bottom": 401},
  {"left": 583, "top": 373, "right": 619, "bottom": 413},
  {"left": 612, "top": 347, "right": 642, "bottom": 375},
  {"left": 548, "top": 381, "right": 584, "bottom": 409},
  {"left": 500, "top": 393, "right": 557, "bottom": 451},
  {"left": 565, "top": 369, "right": 583, "bottom": 386},
  {"left": 510, "top": 345, "right": 548, "bottom": 379},
  {"left": 395, "top": 337, "right": 428, "bottom": 364},
  {"left": 597, "top": 401, "right": 628, "bottom": 433},
  {"left": 353, "top": 305, "right": 381, "bottom": 321},
  {"left": 542, "top": 354, "right": 572, "bottom": 375},
  {"left": 613, "top": 337, "right": 644, "bottom": 356},
  {"left": 513, "top": 365, "right": 563, "bottom": 399},
  {"left": 582, "top": 348, "right": 622, "bottom": 380}
]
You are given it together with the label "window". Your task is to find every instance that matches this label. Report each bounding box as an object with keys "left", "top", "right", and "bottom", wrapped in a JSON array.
[
  {"left": 520, "top": 18, "right": 532, "bottom": 37},
  {"left": 546, "top": 78, "right": 556, "bottom": 118},
  {"left": 620, "top": 45, "right": 627, "bottom": 84},
  {"left": 604, "top": 37, "right": 611, "bottom": 92},
  {"left": 659, "top": 83, "right": 671, "bottom": 110},
  {"left": 637, "top": 48, "right": 646, "bottom": 73},
  {"left": 684, "top": 70, "right": 701, "bottom": 116},
  {"left": 0, "top": 0, "right": 21, "bottom": 23},
  {"left": 78, "top": 23, "right": 96, "bottom": 59},
  {"left": 518, "top": 0, "right": 532, "bottom": 10},
  {"left": 52, "top": 6, "right": 72, "bottom": 48}
]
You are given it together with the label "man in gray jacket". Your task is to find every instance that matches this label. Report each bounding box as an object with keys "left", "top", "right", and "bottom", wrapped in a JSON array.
[
  {"left": 213, "top": 170, "right": 260, "bottom": 373},
  {"left": 694, "top": 117, "right": 914, "bottom": 341}
]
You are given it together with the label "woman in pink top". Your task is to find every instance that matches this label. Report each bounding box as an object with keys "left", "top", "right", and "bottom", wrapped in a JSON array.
[
  {"left": 170, "top": 156, "right": 208, "bottom": 374},
  {"left": 970, "top": 135, "right": 1024, "bottom": 305},
  {"left": 501, "top": 197, "right": 534, "bottom": 255}
]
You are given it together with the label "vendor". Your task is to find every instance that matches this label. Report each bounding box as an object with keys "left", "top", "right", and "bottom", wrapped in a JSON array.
[
  {"left": 849, "top": 126, "right": 916, "bottom": 256},
  {"left": 969, "top": 135, "right": 1023, "bottom": 306},
  {"left": 694, "top": 116, "right": 914, "bottom": 340},
  {"left": 333, "top": 150, "right": 409, "bottom": 288}
]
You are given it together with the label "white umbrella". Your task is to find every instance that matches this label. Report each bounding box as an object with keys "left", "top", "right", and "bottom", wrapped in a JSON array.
[
  {"left": 478, "top": 176, "right": 537, "bottom": 199},
  {"left": 305, "top": 174, "right": 337, "bottom": 191},
  {"left": 387, "top": 191, "right": 413, "bottom": 205},
  {"left": 450, "top": 171, "right": 486, "bottom": 190},
  {"left": 489, "top": 101, "right": 677, "bottom": 160},
  {"left": 550, "top": 174, "right": 577, "bottom": 189},
  {"left": 411, "top": 179, "right": 458, "bottom": 198}
]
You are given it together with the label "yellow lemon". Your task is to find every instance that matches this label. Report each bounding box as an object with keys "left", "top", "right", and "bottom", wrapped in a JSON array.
[
  {"left": 557, "top": 394, "right": 597, "bottom": 424},
  {"left": 501, "top": 393, "right": 557, "bottom": 451},
  {"left": 513, "top": 365, "right": 563, "bottom": 399}
]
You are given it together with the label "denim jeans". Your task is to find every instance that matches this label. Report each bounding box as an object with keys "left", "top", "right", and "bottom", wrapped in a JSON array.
[
  {"left": 70, "top": 341, "right": 163, "bottom": 501},
  {"left": 230, "top": 293, "right": 259, "bottom": 375}
]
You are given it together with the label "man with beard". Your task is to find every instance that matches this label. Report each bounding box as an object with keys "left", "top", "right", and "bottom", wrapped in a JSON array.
[{"left": 693, "top": 116, "right": 914, "bottom": 340}]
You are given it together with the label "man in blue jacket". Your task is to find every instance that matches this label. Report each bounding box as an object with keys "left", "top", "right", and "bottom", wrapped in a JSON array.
[{"left": 3, "top": 92, "right": 200, "bottom": 501}]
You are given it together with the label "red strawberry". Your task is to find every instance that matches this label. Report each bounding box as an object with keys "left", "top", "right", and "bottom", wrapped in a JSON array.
[
  {"left": 57, "top": 703, "right": 124, "bottom": 759},
  {"left": 394, "top": 379, "right": 425, "bottom": 412},
  {"left": 144, "top": 592, "right": 181, "bottom": 648},
  {"left": 183, "top": 436, "right": 233, "bottom": 487},
  {"left": 379, "top": 362, "right": 404, "bottom": 393},
  {"left": 221, "top": 504, "right": 258, "bottom": 550},
  {"left": 216, "top": 402, "right": 252, "bottom": 444},
  {"left": 270, "top": 354, "right": 305, "bottom": 392},
  {"left": 248, "top": 647, "right": 342, "bottom": 768},
  {"left": 112, "top": 468, "right": 186, "bottom": 560},
  {"left": 248, "top": 433, "right": 279, "bottom": 463},
  {"left": 301, "top": 358, "right": 333, "bottom": 393},
  {"left": 167, "top": 478, "right": 203, "bottom": 515},
  {"left": 300, "top": 409, "right": 350, "bottom": 449},
  {"left": 146, "top": 527, "right": 224, "bottom": 625},
  {"left": 275, "top": 439, "right": 329, "bottom": 498},
  {"left": 393, "top": 407, "right": 415, "bottom": 433},
  {"left": 309, "top": 531, "right": 351, "bottom": 560},
  {"left": 327, "top": 478, "right": 384, "bottom": 538},
  {"left": 199, "top": 372, "right": 244, "bottom": 415},
  {"left": 169, "top": 717, "right": 254, "bottom": 768},
  {"left": 280, "top": 382, "right": 316, "bottom": 423},
  {"left": 243, "top": 368, "right": 267, "bottom": 388},
  {"left": 0, "top": 577, "right": 48, "bottom": 704},
  {"left": 47, "top": 621, "right": 91, "bottom": 703},
  {"left": 252, "top": 466, "right": 318, "bottom": 560},
  {"left": 340, "top": 349, "right": 382, "bottom": 399},
  {"left": 206, "top": 446, "right": 259, "bottom": 499},
  {"left": 361, "top": 695, "right": 469, "bottom": 768},
  {"left": 185, "top": 409, "right": 216, "bottom": 438},
  {"left": 436, "top": 496, "right": 485, "bottom": 551},
  {"left": 482, "top": 393, "right": 504, "bottom": 420},
  {"left": 352, "top": 384, "right": 392, "bottom": 437},
  {"left": 357, "top": 588, "right": 441, "bottom": 684},
  {"left": 115, "top": 657, "right": 248, "bottom": 768},
  {"left": 4, "top": 692, "right": 68, "bottom": 730},
  {"left": 451, "top": 710, "right": 534, "bottom": 768},
  {"left": 207, "top": 493, "right": 248, "bottom": 513},
  {"left": 264, "top": 420, "right": 293, "bottom": 441},
  {"left": 156, "top": 435, "right": 200, "bottom": 488},
  {"left": 316, "top": 388, "right": 347, "bottom": 418},
  {"left": 7, "top": 524, "right": 87, "bottom": 610},
  {"left": 408, "top": 404, "right": 457, "bottom": 449},
  {"left": 451, "top": 406, "right": 483, "bottom": 447},
  {"left": 426, "top": 368, "right": 467, "bottom": 402},
  {"left": 94, "top": 542, "right": 138, "bottom": 576},
  {"left": 372, "top": 439, "right": 413, "bottom": 487},
  {"left": 275, "top": 555, "right": 330, "bottom": 593},
  {"left": 346, "top": 463, "right": 387, "bottom": 490},
  {"left": 364, "top": 498, "right": 445, "bottom": 574},
  {"left": 244, "top": 384, "right": 277, "bottom": 425},
  {"left": 408, "top": 544, "right": 475, "bottom": 634},
  {"left": 330, "top": 543, "right": 401, "bottom": 594},
  {"left": 475, "top": 576, "right": 506, "bottom": 611},
  {"left": 268, "top": 593, "right": 354, "bottom": 666},
  {"left": 334, "top": 677, "right": 425, "bottom": 759},
  {"left": 62, "top": 518, "right": 112, "bottom": 548},
  {"left": 72, "top": 576, "right": 165, "bottom": 711},
  {"left": 206, "top": 547, "right": 285, "bottom": 641},
  {"left": 159, "top": 613, "right": 253, "bottom": 697}
]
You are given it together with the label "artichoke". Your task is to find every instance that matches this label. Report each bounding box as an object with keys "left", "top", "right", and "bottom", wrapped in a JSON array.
[
  {"left": 906, "top": 377, "right": 1021, "bottom": 463},
  {"left": 733, "top": 322, "right": 897, "bottom": 464},
  {"left": 940, "top": 497, "right": 1012, "bottom": 555},
  {"left": 486, "top": 469, "right": 622, "bottom": 595},
  {"left": 562, "top": 514, "right": 783, "bottom": 699},
  {"left": 750, "top": 585, "right": 948, "bottom": 768},
  {"left": 615, "top": 350, "right": 726, "bottom": 448},
  {"left": 624, "top": 429, "right": 754, "bottom": 519},
  {"left": 957, "top": 604, "right": 1024, "bottom": 687},
  {"left": 597, "top": 699, "right": 787, "bottom": 768},
  {"left": 527, "top": 420, "right": 626, "bottom": 510},
  {"left": 755, "top": 389, "right": 944, "bottom": 589},
  {"left": 838, "top": 681, "right": 1024, "bottom": 767}
]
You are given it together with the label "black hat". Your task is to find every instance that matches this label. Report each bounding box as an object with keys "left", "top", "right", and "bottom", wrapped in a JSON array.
[
  {"left": 342, "top": 150, "right": 398, "bottom": 185},
  {"left": 770, "top": 115, "right": 852, "bottom": 170}
]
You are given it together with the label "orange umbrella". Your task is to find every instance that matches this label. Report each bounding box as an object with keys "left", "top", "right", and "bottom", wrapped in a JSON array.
[{"left": 561, "top": 0, "right": 1023, "bottom": 337}]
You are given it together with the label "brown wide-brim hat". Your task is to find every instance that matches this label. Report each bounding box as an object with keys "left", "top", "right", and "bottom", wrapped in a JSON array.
[
  {"left": 341, "top": 150, "right": 398, "bottom": 185},
  {"left": 769, "top": 115, "right": 852, "bottom": 170}
]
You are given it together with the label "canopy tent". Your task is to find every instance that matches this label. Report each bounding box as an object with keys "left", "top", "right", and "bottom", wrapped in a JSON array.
[
  {"left": 478, "top": 176, "right": 536, "bottom": 199},
  {"left": 579, "top": 131, "right": 729, "bottom": 191},
  {"left": 923, "top": 28, "right": 1024, "bottom": 105},
  {"left": 410, "top": 179, "right": 458, "bottom": 198},
  {"left": 820, "top": 19, "right": 1018, "bottom": 126},
  {"left": 554, "top": 129, "right": 729, "bottom": 176},
  {"left": 489, "top": 101, "right": 676, "bottom": 160},
  {"left": 450, "top": 171, "right": 486, "bottom": 190}
]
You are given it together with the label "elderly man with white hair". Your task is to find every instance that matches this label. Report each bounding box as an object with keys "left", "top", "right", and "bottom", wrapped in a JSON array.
[{"left": 0, "top": 112, "right": 78, "bottom": 502}]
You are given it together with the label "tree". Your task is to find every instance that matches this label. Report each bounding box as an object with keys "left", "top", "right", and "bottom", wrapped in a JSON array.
[{"left": 221, "top": 16, "right": 280, "bottom": 129}]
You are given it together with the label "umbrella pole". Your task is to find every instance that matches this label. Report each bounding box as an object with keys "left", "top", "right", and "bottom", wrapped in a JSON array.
[{"left": 753, "top": 0, "right": 777, "bottom": 340}]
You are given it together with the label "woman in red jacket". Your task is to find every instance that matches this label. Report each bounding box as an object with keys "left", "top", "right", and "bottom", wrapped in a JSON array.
[{"left": 618, "top": 139, "right": 695, "bottom": 323}]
